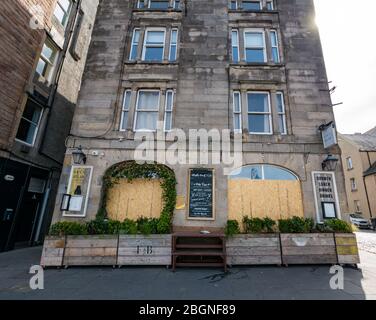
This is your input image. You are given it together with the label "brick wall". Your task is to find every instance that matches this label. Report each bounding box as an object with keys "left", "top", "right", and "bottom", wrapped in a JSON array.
[{"left": 0, "top": 0, "right": 56, "bottom": 150}]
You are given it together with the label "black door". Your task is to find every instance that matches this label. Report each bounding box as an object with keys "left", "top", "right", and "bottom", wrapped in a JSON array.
[{"left": 0, "top": 159, "right": 29, "bottom": 252}]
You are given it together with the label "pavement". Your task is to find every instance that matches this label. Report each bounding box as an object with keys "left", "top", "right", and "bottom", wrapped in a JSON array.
[{"left": 0, "top": 231, "right": 376, "bottom": 300}]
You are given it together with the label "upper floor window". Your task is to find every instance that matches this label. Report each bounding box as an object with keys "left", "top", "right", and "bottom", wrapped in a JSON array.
[
  {"left": 276, "top": 92, "right": 286, "bottom": 134},
  {"left": 242, "top": 1, "right": 262, "bottom": 10},
  {"left": 120, "top": 90, "right": 132, "bottom": 131},
  {"left": 270, "top": 30, "right": 280, "bottom": 63},
  {"left": 137, "top": 0, "right": 180, "bottom": 9},
  {"left": 36, "top": 38, "right": 59, "bottom": 82},
  {"left": 266, "top": 1, "right": 274, "bottom": 10},
  {"left": 230, "top": 0, "right": 237, "bottom": 10},
  {"left": 231, "top": 29, "right": 239, "bottom": 63},
  {"left": 16, "top": 99, "right": 43, "bottom": 146},
  {"left": 142, "top": 28, "right": 166, "bottom": 62},
  {"left": 230, "top": 164, "right": 298, "bottom": 181},
  {"left": 130, "top": 27, "right": 179, "bottom": 63},
  {"left": 53, "top": 0, "right": 73, "bottom": 27},
  {"left": 247, "top": 92, "right": 272, "bottom": 135},
  {"left": 164, "top": 90, "right": 174, "bottom": 131},
  {"left": 350, "top": 178, "right": 357, "bottom": 191},
  {"left": 346, "top": 157, "right": 353, "bottom": 170},
  {"left": 233, "top": 91, "right": 242, "bottom": 133},
  {"left": 134, "top": 90, "right": 160, "bottom": 132},
  {"left": 244, "top": 30, "right": 266, "bottom": 63}
]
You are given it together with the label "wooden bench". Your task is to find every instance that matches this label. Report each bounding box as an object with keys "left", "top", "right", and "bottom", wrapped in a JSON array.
[{"left": 172, "top": 232, "right": 227, "bottom": 272}]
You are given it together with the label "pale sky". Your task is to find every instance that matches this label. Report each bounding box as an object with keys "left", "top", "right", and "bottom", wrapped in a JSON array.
[{"left": 314, "top": 0, "right": 376, "bottom": 134}]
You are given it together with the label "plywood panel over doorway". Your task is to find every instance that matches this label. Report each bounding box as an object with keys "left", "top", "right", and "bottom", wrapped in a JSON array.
[
  {"left": 106, "top": 179, "right": 163, "bottom": 221},
  {"left": 228, "top": 180, "right": 304, "bottom": 224}
]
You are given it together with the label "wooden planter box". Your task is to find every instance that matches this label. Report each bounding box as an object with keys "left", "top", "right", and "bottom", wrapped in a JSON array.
[
  {"left": 335, "top": 233, "right": 360, "bottom": 265},
  {"left": 226, "top": 234, "right": 282, "bottom": 266},
  {"left": 63, "top": 235, "right": 118, "bottom": 267},
  {"left": 280, "top": 233, "right": 337, "bottom": 265},
  {"left": 40, "top": 236, "right": 66, "bottom": 267},
  {"left": 117, "top": 234, "right": 172, "bottom": 266}
]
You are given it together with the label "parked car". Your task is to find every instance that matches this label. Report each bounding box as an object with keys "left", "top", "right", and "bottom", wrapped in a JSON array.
[{"left": 349, "top": 214, "right": 371, "bottom": 229}]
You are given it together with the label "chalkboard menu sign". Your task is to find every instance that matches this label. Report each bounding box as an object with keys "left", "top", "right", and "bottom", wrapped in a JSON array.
[{"left": 188, "top": 169, "right": 214, "bottom": 219}]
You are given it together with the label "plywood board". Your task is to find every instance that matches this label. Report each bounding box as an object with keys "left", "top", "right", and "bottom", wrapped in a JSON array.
[
  {"left": 228, "top": 180, "right": 304, "bottom": 226},
  {"left": 106, "top": 179, "right": 163, "bottom": 221}
]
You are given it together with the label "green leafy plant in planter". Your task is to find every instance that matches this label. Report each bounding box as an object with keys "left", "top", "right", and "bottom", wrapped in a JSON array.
[
  {"left": 49, "top": 221, "right": 88, "bottom": 236},
  {"left": 119, "top": 219, "right": 138, "bottom": 235},
  {"left": 243, "top": 217, "right": 277, "bottom": 233},
  {"left": 323, "top": 219, "right": 353, "bottom": 233},
  {"left": 100, "top": 161, "right": 177, "bottom": 234},
  {"left": 86, "top": 219, "right": 121, "bottom": 235},
  {"left": 278, "top": 216, "right": 314, "bottom": 233},
  {"left": 225, "top": 220, "right": 240, "bottom": 237},
  {"left": 137, "top": 217, "right": 159, "bottom": 235}
]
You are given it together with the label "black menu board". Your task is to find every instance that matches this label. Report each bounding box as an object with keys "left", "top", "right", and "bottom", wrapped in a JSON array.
[{"left": 188, "top": 169, "right": 214, "bottom": 219}]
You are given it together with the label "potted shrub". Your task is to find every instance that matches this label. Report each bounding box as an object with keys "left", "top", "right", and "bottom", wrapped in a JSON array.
[{"left": 226, "top": 218, "right": 282, "bottom": 266}]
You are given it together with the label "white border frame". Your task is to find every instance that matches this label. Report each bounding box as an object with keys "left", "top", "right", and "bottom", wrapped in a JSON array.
[
  {"left": 231, "top": 29, "right": 240, "bottom": 63},
  {"left": 169, "top": 28, "right": 179, "bottom": 62},
  {"left": 163, "top": 89, "right": 175, "bottom": 132},
  {"left": 270, "top": 29, "right": 280, "bottom": 63},
  {"left": 129, "top": 28, "right": 141, "bottom": 60},
  {"left": 243, "top": 28, "right": 267, "bottom": 63},
  {"left": 232, "top": 91, "right": 242, "bottom": 133},
  {"left": 276, "top": 91, "right": 287, "bottom": 135},
  {"left": 63, "top": 165, "right": 93, "bottom": 218},
  {"left": 133, "top": 89, "right": 161, "bottom": 132},
  {"left": 142, "top": 27, "right": 166, "bottom": 62},
  {"left": 312, "top": 171, "right": 342, "bottom": 223},
  {"left": 119, "top": 89, "right": 132, "bottom": 131},
  {"left": 247, "top": 91, "right": 273, "bottom": 135}
]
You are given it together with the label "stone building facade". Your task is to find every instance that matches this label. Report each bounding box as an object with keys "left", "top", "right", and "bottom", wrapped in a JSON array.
[
  {"left": 52, "top": 0, "right": 348, "bottom": 231},
  {"left": 0, "top": 0, "right": 99, "bottom": 251}
]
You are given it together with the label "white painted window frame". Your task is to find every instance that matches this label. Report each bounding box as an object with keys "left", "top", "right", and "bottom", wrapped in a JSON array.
[
  {"left": 133, "top": 89, "right": 161, "bottom": 132},
  {"left": 54, "top": 0, "right": 73, "bottom": 27},
  {"left": 129, "top": 28, "right": 141, "bottom": 60},
  {"left": 231, "top": 29, "right": 239, "bottom": 63},
  {"left": 346, "top": 157, "right": 353, "bottom": 170},
  {"left": 270, "top": 30, "right": 280, "bottom": 63},
  {"left": 120, "top": 90, "right": 132, "bottom": 131},
  {"left": 247, "top": 91, "right": 273, "bottom": 135},
  {"left": 15, "top": 101, "right": 44, "bottom": 147},
  {"left": 164, "top": 90, "right": 175, "bottom": 132},
  {"left": 37, "top": 38, "right": 60, "bottom": 83},
  {"left": 141, "top": 27, "right": 167, "bottom": 62},
  {"left": 233, "top": 91, "right": 242, "bottom": 133},
  {"left": 243, "top": 28, "right": 267, "bottom": 63},
  {"left": 350, "top": 178, "right": 357, "bottom": 191},
  {"left": 276, "top": 91, "right": 287, "bottom": 135},
  {"left": 169, "top": 28, "right": 178, "bottom": 62},
  {"left": 242, "top": 0, "right": 262, "bottom": 10},
  {"left": 266, "top": 0, "right": 274, "bottom": 10}
]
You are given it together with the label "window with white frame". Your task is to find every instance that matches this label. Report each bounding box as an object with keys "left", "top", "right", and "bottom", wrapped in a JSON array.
[
  {"left": 134, "top": 90, "right": 160, "bottom": 131},
  {"left": 270, "top": 30, "right": 280, "bottom": 63},
  {"left": 16, "top": 99, "right": 43, "bottom": 146},
  {"left": 169, "top": 29, "right": 178, "bottom": 61},
  {"left": 129, "top": 29, "right": 141, "bottom": 60},
  {"left": 120, "top": 90, "right": 132, "bottom": 131},
  {"left": 242, "top": 1, "right": 262, "bottom": 10},
  {"left": 36, "top": 38, "right": 59, "bottom": 82},
  {"left": 233, "top": 91, "right": 242, "bottom": 132},
  {"left": 276, "top": 92, "right": 287, "bottom": 134},
  {"left": 164, "top": 90, "right": 174, "bottom": 131},
  {"left": 229, "top": 0, "right": 237, "bottom": 9},
  {"left": 53, "top": 0, "right": 73, "bottom": 27},
  {"left": 346, "top": 157, "right": 353, "bottom": 170},
  {"left": 231, "top": 29, "right": 239, "bottom": 63},
  {"left": 350, "top": 178, "right": 357, "bottom": 191},
  {"left": 142, "top": 28, "right": 166, "bottom": 62},
  {"left": 138, "top": 0, "right": 180, "bottom": 9},
  {"left": 266, "top": 0, "right": 274, "bottom": 10},
  {"left": 247, "top": 92, "right": 272, "bottom": 134},
  {"left": 174, "top": 0, "right": 180, "bottom": 9},
  {"left": 244, "top": 30, "right": 266, "bottom": 63}
]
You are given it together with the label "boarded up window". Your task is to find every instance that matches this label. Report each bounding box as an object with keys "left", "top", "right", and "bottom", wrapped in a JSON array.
[{"left": 106, "top": 179, "right": 163, "bottom": 221}]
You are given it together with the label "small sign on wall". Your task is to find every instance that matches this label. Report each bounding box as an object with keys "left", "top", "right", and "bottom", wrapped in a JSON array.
[
  {"left": 62, "top": 166, "right": 93, "bottom": 218},
  {"left": 320, "top": 122, "right": 338, "bottom": 149},
  {"left": 312, "top": 171, "right": 341, "bottom": 223}
]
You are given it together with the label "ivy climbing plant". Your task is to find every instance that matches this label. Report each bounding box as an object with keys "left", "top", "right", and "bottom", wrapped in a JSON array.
[{"left": 98, "top": 161, "right": 177, "bottom": 234}]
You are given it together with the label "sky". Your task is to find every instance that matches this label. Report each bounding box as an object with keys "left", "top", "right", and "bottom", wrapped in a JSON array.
[{"left": 314, "top": 0, "right": 376, "bottom": 134}]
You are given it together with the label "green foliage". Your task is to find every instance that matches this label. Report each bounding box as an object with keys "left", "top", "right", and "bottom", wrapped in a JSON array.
[
  {"left": 119, "top": 219, "right": 138, "bottom": 235},
  {"left": 243, "top": 217, "right": 277, "bottom": 233},
  {"left": 323, "top": 219, "right": 353, "bottom": 233},
  {"left": 137, "top": 217, "right": 159, "bottom": 235},
  {"left": 278, "top": 216, "right": 315, "bottom": 233},
  {"left": 49, "top": 221, "right": 88, "bottom": 236},
  {"left": 86, "top": 218, "right": 122, "bottom": 235},
  {"left": 225, "top": 220, "right": 240, "bottom": 237},
  {"left": 100, "top": 161, "right": 176, "bottom": 234}
]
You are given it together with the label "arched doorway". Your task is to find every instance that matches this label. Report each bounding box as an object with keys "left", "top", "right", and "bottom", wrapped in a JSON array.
[{"left": 228, "top": 164, "right": 304, "bottom": 223}]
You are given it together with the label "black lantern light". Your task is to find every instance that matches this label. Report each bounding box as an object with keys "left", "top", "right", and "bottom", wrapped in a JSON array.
[
  {"left": 322, "top": 154, "right": 339, "bottom": 171},
  {"left": 72, "top": 146, "right": 87, "bottom": 165}
]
